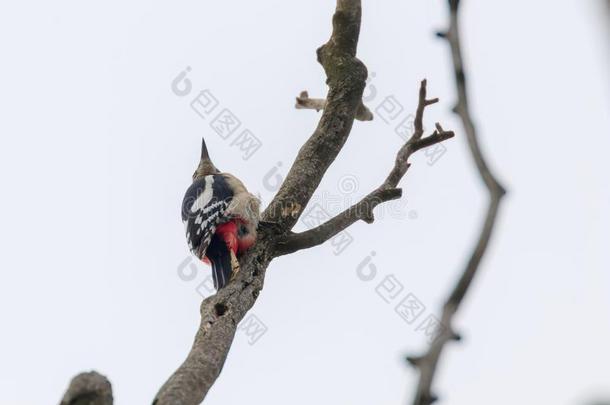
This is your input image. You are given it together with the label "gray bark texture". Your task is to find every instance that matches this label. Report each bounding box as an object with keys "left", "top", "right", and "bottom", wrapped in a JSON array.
[
  {"left": 60, "top": 372, "right": 113, "bottom": 405},
  {"left": 61, "top": 1, "right": 455, "bottom": 404}
]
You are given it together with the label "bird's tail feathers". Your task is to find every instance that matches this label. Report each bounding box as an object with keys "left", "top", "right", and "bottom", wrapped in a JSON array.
[{"left": 208, "top": 236, "right": 233, "bottom": 290}]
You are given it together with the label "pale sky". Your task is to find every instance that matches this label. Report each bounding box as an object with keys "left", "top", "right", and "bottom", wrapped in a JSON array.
[{"left": 0, "top": 1, "right": 609, "bottom": 404}]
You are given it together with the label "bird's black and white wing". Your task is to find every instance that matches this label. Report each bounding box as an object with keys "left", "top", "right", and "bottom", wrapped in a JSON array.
[{"left": 181, "top": 174, "right": 233, "bottom": 259}]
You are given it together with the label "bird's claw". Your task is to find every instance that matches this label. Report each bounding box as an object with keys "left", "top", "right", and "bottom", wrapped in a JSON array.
[{"left": 230, "top": 250, "right": 240, "bottom": 280}]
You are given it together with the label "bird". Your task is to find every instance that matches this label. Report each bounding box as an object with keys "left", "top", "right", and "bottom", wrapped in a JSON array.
[{"left": 181, "top": 138, "right": 260, "bottom": 290}]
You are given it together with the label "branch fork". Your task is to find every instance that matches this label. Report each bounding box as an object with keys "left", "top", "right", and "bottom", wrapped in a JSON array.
[
  {"left": 276, "top": 79, "right": 453, "bottom": 256},
  {"left": 60, "top": 2, "right": 458, "bottom": 404}
]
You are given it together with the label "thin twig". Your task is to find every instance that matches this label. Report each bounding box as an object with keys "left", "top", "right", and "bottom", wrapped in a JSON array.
[
  {"left": 276, "top": 80, "right": 453, "bottom": 256},
  {"left": 295, "top": 90, "right": 374, "bottom": 121},
  {"left": 406, "top": 1, "right": 506, "bottom": 404}
]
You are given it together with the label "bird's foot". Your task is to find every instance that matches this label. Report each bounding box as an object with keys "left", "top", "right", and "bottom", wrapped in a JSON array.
[{"left": 229, "top": 250, "right": 240, "bottom": 280}]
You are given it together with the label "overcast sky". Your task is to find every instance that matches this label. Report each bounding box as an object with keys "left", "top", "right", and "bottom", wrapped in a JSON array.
[{"left": 0, "top": 1, "right": 609, "bottom": 404}]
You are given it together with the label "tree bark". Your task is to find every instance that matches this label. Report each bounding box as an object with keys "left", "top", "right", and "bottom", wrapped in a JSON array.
[
  {"left": 153, "top": 2, "right": 369, "bottom": 403},
  {"left": 60, "top": 2, "right": 456, "bottom": 404},
  {"left": 59, "top": 372, "right": 113, "bottom": 405}
]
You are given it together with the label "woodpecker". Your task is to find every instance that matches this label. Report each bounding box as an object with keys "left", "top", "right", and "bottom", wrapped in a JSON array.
[{"left": 181, "top": 138, "right": 260, "bottom": 290}]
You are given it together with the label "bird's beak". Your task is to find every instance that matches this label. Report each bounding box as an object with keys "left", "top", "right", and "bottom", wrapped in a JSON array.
[
  {"left": 193, "top": 137, "right": 220, "bottom": 180},
  {"left": 200, "top": 137, "right": 211, "bottom": 162}
]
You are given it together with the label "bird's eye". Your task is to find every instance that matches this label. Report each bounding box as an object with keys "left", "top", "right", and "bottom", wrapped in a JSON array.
[{"left": 238, "top": 224, "right": 248, "bottom": 236}]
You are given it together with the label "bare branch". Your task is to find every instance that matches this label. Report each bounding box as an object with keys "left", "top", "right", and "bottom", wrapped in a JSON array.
[
  {"left": 153, "top": 246, "right": 271, "bottom": 405},
  {"left": 60, "top": 3, "right": 460, "bottom": 404},
  {"left": 262, "top": 0, "right": 367, "bottom": 231},
  {"left": 407, "top": 1, "right": 507, "bottom": 404},
  {"left": 60, "top": 371, "right": 113, "bottom": 405},
  {"left": 276, "top": 80, "right": 454, "bottom": 256},
  {"left": 153, "top": 2, "right": 368, "bottom": 403},
  {"left": 295, "top": 90, "right": 374, "bottom": 121},
  {"left": 275, "top": 188, "right": 401, "bottom": 256}
]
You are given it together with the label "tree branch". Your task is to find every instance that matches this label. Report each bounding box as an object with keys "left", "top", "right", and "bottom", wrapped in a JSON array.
[
  {"left": 407, "top": 1, "right": 507, "bottom": 404},
  {"left": 59, "top": 371, "right": 113, "bottom": 405},
  {"left": 152, "top": 1, "right": 369, "bottom": 403},
  {"left": 153, "top": 242, "right": 272, "bottom": 405},
  {"left": 262, "top": 0, "right": 367, "bottom": 231},
  {"left": 60, "top": 3, "right": 460, "bottom": 404},
  {"left": 276, "top": 80, "right": 454, "bottom": 256},
  {"left": 295, "top": 91, "right": 374, "bottom": 121}
]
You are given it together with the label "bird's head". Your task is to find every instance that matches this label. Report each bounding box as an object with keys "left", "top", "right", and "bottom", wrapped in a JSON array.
[{"left": 193, "top": 137, "right": 220, "bottom": 181}]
